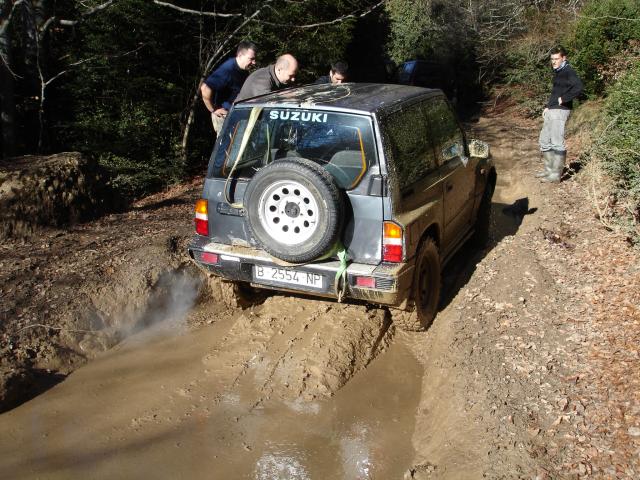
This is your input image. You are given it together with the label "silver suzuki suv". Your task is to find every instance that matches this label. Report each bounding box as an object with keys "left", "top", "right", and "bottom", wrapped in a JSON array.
[{"left": 188, "top": 83, "right": 496, "bottom": 331}]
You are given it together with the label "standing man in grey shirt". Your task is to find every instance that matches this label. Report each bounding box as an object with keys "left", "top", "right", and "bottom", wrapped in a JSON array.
[{"left": 235, "top": 54, "right": 298, "bottom": 102}]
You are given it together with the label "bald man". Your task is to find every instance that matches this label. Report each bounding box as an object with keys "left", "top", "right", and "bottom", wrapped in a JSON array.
[{"left": 235, "top": 54, "right": 298, "bottom": 102}]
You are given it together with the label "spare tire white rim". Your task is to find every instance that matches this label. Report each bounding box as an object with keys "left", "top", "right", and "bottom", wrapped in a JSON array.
[{"left": 257, "top": 180, "right": 321, "bottom": 245}]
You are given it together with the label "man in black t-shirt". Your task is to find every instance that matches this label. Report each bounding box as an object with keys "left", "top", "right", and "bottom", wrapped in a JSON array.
[{"left": 314, "top": 61, "right": 349, "bottom": 85}]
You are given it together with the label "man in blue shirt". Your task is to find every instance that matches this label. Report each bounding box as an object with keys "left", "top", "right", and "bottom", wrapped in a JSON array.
[{"left": 201, "top": 41, "right": 257, "bottom": 134}]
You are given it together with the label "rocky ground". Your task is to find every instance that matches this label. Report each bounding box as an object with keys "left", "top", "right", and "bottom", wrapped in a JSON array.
[{"left": 0, "top": 109, "right": 638, "bottom": 479}]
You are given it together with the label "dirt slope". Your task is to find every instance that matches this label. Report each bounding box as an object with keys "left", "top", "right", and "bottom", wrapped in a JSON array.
[{"left": 0, "top": 111, "right": 638, "bottom": 479}]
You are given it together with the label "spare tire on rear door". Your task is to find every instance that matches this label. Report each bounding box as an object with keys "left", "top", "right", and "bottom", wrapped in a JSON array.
[{"left": 244, "top": 158, "right": 345, "bottom": 263}]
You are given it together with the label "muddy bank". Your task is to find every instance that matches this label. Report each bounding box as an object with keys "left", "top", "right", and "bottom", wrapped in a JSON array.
[
  {"left": 0, "top": 152, "right": 116, "bottom": 239},
  {"left": 0, "top": 180, "right": 201, "bottom": 412}
]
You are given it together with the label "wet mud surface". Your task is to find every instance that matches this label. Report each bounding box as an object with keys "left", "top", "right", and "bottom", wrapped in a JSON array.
[
  {"left": 2, "top": 113, "right": 637, "bottom": 478},
  {"left": 0, "top": 296, "right": 414, "bottom": 479}
]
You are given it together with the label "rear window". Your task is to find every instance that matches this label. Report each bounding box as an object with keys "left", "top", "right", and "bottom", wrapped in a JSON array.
[{"left": 209, "top": 107, "right": 376, "bottom": 189}]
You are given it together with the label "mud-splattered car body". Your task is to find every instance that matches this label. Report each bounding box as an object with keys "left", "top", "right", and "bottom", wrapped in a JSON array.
[{"left": 188, "top": 83, "right": 495, "bottom": 329}]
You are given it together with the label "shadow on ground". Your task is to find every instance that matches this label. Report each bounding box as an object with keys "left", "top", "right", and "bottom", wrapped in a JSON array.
[
  {"left": 1, "top": 369, "right": 67, "bottom": 414},
  {"left": 133, "top": 198, "right": 191, "bottom": 212},
  {"left": 440, "top": 199, "right": 536, "bottom": 310},
  {"left": 253, "top": 198, "right": 537, "bottom": 325}
]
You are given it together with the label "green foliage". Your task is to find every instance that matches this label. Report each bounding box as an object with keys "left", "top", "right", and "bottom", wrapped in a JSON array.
[
  {"left": 570, "top": 0, "right": 640, "bottom": 95},
  {"left": 384, "top": 0, "right": 482, "bottom": 111},
  {"left": 385, "top": 0, "right": 475, "bottom": 65},
  {"left": 250, "top": 0, "right": 356, "bottom": 82},
  {"left": 499, "top": 43, "right": 551, "bottom": 117},
  {"left": 492, "top": 4, "right": 579, "bottom": 117},
  {"left": 385, "top": 0, "right": 435, "bottom": 63},
  {"left": 600, "top": 62, "right": 640, "bottom": 205},
  {"left": 54, "top": 0, "right": 197, "bottom": 200},
  {"left": 579, "top": 62, "right": 640, "bottom": 241}
]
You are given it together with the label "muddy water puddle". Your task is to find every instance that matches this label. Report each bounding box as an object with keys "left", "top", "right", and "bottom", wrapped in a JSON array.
[
  {"left": 223, "top": 339, "right": 422, "bottom": 479},
  {"left": 0, "top": 306, "right": 422, "bottom": 479}
]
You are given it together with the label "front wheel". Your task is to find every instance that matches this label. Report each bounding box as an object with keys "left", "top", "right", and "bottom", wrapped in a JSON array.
[{"left": 390, "top": 238, "right": 441, "bottom": 332}]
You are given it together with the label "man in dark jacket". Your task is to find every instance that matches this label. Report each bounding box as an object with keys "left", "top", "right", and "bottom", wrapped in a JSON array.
[
  {"left": 201, "top": 41, "right": 257, "bottom": 134},
  {"left": 235, "top": 54, "right": 298, "bottom": 102},
  {"left": 537, "top": 46, "right": 583, "bottom": 183},
  {"left": 314, "top": 61, "right": 349, "bottom": 85}
]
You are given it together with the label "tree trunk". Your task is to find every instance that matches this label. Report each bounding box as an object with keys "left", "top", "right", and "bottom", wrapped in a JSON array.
[
  {"left": 33, "top": 0, "right": 50, "bottom": 152},
  {"left": 180, "top": 88, "right": 201, "bottom": 163},
  {"left": 0, "top": 12, "right": 16, "bottom": 158}
]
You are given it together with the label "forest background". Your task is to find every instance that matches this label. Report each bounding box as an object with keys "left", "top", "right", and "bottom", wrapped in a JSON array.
[{"left": 1, "top": 0, "right": 638, "bottom": 239}]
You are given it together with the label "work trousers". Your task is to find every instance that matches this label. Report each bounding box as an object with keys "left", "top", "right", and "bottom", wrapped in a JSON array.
[
  {"left": 211, "top": 113, "right": 226, "bottom": 135},
  {"left": 539, "top": 108, "right": 570, "bottom": 152}
]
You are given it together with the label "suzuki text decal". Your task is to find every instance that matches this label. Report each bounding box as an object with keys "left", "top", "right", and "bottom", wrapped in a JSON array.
[{"left": 269, "top": 110, "right": 328, "bottom": 123}]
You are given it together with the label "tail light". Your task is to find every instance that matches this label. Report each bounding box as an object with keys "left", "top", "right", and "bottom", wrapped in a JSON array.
[
  {"left": 382, "top": 221, "right": 403, "bottom": 262},
  {"left": 200, "top": 252, "right": 218, "bottom": 264},
  {"left": 355, "top": 276, "right": 376, "bottom": 288},
  {"left": 195, "top": 199, "right": 209, "bottom": 236}
]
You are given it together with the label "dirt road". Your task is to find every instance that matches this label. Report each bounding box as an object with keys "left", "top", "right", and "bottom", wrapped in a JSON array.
[{"left": 1, "top": 112, "right": 638, "bottom": 479}]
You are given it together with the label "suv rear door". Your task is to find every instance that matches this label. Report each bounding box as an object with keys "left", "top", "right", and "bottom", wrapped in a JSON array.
[{"left": 204, "top": 106, "right": 383, "bottom": 264}]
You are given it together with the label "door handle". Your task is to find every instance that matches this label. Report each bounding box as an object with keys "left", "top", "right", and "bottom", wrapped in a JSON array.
[{"left": 446, "top": 183, "right": 454, "bottom": 192}]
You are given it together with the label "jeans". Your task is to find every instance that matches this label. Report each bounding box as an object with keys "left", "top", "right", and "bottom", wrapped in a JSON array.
[{"left": 539, "top": 108, "right": 570, "bottom": 152}]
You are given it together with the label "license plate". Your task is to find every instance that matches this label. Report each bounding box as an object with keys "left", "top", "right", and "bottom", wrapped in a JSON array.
[{"left": 253, "top": 265, "right": 324, "bottom": 289}]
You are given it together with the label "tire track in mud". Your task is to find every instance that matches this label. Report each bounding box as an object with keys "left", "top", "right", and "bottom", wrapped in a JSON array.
[
  {"left": 95, "top": 294, "right": 394, "bottom": 448},
  {"left": 400, "top": 115, "right": 569, "bottom": 479},
  {"left": 199, "top": 295, "right": 394, "bottom": 410}
]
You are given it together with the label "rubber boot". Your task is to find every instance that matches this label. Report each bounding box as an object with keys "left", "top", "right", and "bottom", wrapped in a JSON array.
[
  {"left": 535, "top": 151, "right": 553, "bottom": 178},
  {"left": 541, "top": 150, "right": 565, "bottom": 183}
]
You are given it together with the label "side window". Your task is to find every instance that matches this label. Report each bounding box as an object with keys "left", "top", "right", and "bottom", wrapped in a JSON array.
[
  {"left": 424, "top": 97, "right": 465, "bottom": 165},
  {"left": 382, "top": 102, "right": 438, "bottom": 191}
]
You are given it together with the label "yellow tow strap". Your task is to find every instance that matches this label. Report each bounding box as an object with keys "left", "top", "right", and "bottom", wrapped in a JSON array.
[{"left": 224, "top": 106, "right": 263, "bottom": 209}]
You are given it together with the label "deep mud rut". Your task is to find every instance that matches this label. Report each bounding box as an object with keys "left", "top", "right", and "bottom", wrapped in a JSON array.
[{"left": 1, "top": 114, "right": 635, "bottom": 479}]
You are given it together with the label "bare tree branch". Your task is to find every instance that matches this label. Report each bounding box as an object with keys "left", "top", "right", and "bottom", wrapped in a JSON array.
[
  {"left": 79, "top": 0, "right": 117, "bottom": 17},
  {"left": 254, "top": 0, "right": 385, "bottom": 29},
  {"left": 44, "top": 44, "right": 146, "bottom": 88},
  {"left": 577, "top": 14, "right": 640, "bottom": 22},
  {"left": 152, "top": 0, "right": 243, "bottom": 18},
  {"left": 0, "top": 0, "right": 27, "bottom": 37},
  {"left": 57, "top": 1, "right": 119, "bottom": 27},
  {"left": 153, "top": 0, "right": 384, "bottom": 25}
]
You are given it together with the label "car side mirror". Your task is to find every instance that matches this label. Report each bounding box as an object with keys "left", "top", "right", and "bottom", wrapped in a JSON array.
[{"left": 469, "top": 139, "right": 490, "bottom": 159}]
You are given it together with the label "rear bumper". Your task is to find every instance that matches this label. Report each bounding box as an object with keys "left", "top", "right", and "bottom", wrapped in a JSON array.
[{"left": 188, "top": 237, "right": 414, "bottom": 308}]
